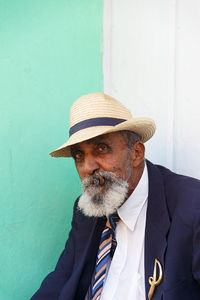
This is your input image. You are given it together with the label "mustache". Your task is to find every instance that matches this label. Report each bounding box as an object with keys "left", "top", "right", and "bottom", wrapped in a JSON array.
[
  {"left": 81, "top": 171, "right": 125, "bottom": 191},
  {"left": 81, "top": 171, "right": 122, "bottom": 188}
]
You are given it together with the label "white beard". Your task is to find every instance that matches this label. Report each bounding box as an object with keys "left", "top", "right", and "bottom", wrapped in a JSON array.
[{"left": 78, "top": 171, "right": 128, "bottom": 217}]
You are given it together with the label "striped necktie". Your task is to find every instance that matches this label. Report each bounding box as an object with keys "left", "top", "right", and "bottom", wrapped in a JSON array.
[{"left": 87, "top": 213, "right": 120, "bottom": 300}]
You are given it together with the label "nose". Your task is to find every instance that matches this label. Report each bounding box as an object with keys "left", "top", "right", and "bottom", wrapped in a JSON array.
[{"left": 81, "top": 154, "right": 99, "bottom": 178}]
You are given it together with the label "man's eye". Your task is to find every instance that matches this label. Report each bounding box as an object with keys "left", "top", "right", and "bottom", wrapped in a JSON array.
[
  {"left": 74, "top": 151, "right": 83, "bottom": 161},
  {"left": 97, "top": 144, "right": 108, "bottom": 152}
]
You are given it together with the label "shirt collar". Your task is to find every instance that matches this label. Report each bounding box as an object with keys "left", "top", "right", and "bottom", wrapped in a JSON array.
[{"left": 117, "top": 162, "right": 148, "bottom": 231}]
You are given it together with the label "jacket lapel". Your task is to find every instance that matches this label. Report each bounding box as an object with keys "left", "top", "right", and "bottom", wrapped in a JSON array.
[
  {"left": 145, "top": 160, "right": 170, "bottom": 300},
  {"left": 59, "top": 213, "right": 106, "bottom": 300},
  {"left": 75, "top": 216, "right": 106, "bottom": 299}
]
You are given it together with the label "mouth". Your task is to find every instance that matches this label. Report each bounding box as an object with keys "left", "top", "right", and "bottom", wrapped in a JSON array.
[
  {"left": 81, "top": 171, "right": 115, "bottom": 194},
  {"left": 82, "top": 171, "right": 122, "bottom": 195},
  {"left": 90, "top": 173, "right": 105, "bottom": 186}
]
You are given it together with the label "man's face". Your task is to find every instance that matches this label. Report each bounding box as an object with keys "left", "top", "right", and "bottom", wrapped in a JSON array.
[
  {"left": 71, "top": 132, "right": 144, "bottom": 217},
  {"left": 71, "top": 132, "right": 133, "bottom": 184}
]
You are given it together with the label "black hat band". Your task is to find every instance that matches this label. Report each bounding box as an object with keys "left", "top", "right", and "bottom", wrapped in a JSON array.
[{"left": 69, "top": 117, "right": 126, "bottom": 137}]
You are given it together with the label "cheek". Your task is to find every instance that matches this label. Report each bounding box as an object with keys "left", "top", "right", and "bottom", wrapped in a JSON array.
[
  {"left": 112, "top": 157, "right": 133, "bottom": 180},
  {"left": 107, "top": 163, "right": 126, "bottom": 178},
  {"left": 97, "top": 157, "right": 114, "bottom": 171}
]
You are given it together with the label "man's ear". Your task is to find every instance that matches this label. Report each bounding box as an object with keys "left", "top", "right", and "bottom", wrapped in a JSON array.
[{"left": 130, "top": 141, "right": 145, "bottom": 167}]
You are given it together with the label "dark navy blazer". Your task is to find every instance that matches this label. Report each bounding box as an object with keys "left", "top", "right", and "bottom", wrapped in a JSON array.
[{"left": 31, "top": 160, "right": 200, "bottom": 300}]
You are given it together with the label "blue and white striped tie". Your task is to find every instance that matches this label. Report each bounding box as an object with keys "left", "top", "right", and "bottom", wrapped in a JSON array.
[{"left": 87, "top": 213, "right": 120, "bottom": 300}]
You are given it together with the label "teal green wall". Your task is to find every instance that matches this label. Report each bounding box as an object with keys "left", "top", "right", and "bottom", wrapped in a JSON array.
[{"left": 0, "top": 1, "right": 103, "bottom": 299}]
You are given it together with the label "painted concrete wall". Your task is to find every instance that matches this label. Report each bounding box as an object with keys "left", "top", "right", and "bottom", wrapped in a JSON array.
[
  {"left": 0, "top": 1, "right": 103, "bottom": 299},
  {"left": 103, "top": 0, "right": 200, "bottom": 179}
]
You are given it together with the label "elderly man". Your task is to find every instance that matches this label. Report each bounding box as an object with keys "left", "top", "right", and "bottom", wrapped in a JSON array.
[{"left": 31, "top": 93, "right": 200, "bottom": 300}]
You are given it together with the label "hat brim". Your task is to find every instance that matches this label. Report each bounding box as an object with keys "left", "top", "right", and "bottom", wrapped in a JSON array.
[{"left": 49, "top": 117, "right": 156, "bottom": 157}]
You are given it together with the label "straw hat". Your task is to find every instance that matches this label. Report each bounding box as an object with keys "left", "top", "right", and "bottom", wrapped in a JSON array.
[{"left": 49, "top": 93, "right": 156, "bottom": 157}]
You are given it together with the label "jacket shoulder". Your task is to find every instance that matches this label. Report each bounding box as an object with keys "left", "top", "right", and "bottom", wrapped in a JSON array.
[
  {"left": 155, "top": 163, "right": 200, "bottom": 194},
  {"left": 149, "top": 161, "right": 200, "bottom": 225}
]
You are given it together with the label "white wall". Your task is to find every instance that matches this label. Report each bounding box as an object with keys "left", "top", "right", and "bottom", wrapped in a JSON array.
[{"left": 103, "top": 0, "right": 200, "bottom": 179}]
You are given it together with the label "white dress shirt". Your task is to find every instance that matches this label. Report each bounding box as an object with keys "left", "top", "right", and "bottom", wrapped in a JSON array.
[{"left": 100, "top": 164, "right": 148, "bottom": 300}]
